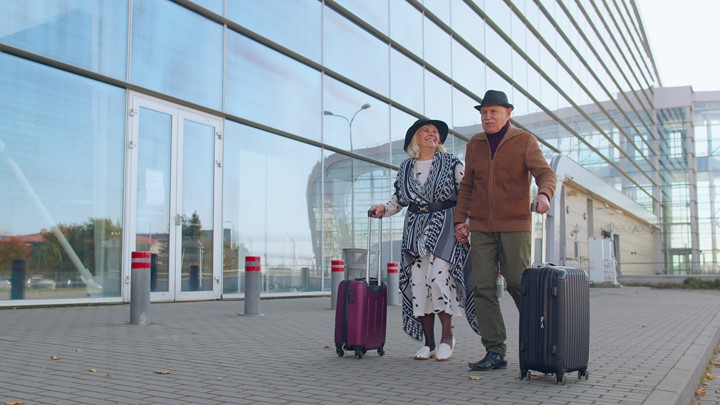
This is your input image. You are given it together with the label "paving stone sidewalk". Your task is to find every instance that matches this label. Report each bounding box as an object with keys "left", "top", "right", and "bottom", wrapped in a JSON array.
[{"left": 1, "top": 286, "right": 719, "bottom": 405}]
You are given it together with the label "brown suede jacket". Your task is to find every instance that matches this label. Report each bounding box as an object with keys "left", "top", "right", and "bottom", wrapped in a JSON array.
[{"left": 453, "top": 124, "right": 556, "bottom": 232}]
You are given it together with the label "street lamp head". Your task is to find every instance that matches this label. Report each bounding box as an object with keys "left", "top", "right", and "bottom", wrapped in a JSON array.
[
  {"left": 323, "top": 110, "right": 334, "bottom": 116},
  {"left": 360, "top": 103, "right": 371, "bottom": 110}
]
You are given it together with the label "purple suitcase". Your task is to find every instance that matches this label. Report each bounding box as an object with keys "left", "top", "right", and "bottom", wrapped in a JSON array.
[
  {"left": 519, "top": 265, "right": 590, "bottom": 384},
  {"left": 334, "top": 212, "right": 387, "bottom": 359}
]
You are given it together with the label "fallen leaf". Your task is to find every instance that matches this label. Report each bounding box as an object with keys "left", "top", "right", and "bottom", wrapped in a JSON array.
[
  {"left": 696, "top": 388, "right": 706, "bottom": 397},
  {"left": 153, "top": 370, "right": 172, "bottom": 375},
  {"left": 217, "top": 377, "right": 223, "bottom": 380},
  {"left": 468, "top": 375, "right": 483, "bottom": 380},
  {"left": 712, "top": 359, "right": 720, "bottom": 367},
  {"left": 323, "top": 345, "right": 330, "bottom": 349},
  {"left": 88, "top": 369, "right": 97, "bottom": 373},
  {"left": 49, "top": 355, "right": 60, "bottom": 360},
  {"left": 6, "top": 401, "right": 26, "bottom": 405},
  {"left": 705, "top": 373, "right": 715, "bottom": 380},
  {"left": 75, "top": 348, "right": 83, "bottom": 352}
]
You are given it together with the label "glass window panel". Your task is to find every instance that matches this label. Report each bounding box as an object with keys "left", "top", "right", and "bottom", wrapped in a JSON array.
[
  {"left": 323, "top": 77, "right": 390, "bottom": 163},
  {"left": 227, "top": 31, "right": 322, "bottom": 142},
  {"left": 223, "top": 121, "right": 322, "bottom": 293},
  {"left": 424, "top": 71, "right": 452, "bottom": 124},
  {"left": 450, "top": 1, "right": 485, "bottom": 56},
  {"left": 0, "top": 54, "right": 125, "bottom": 300},
  {"left": 0, "top": 0, "right": 128, "bottom": 80},
  {"left": 390, "top": 107, "right": 420, "bottom": 167},
  {"left": 227, "top": 0, "right": 321, "bottom": 62},
  {"left": 390, "top": 48, "right": 423, "bottom": 113},
  {"left": 484, "top": 0, "right": 511, "bottom": 35},
  {"left": 131, "top": 0, "right": 222, "bottom": 109},
  {"left": 335, "top": 0, "right": 389, "bottom": 35},
  {"left": 191, "top": 0, "right": 223, "bottom": 16},
  {"left": 452, "top": 87, "right": 481, "bottom": 129},
  {"left": 423, "top": 17, "right": 451, "bottom": 76},
  {"left": 451, "top": 41, "right": 485, "bottom": 98},
  {"left": 389, "top": 0, "right": 423, "bottom": 57},
  {"left": 423, "top": 0, "right": 450, "bottom": 22},
  {"left": 484, "top": 28, "right": 512, "bottom": 77},
  {"left": 486, "top": 68, "right": 509, "bottom": 97},
  {"left": 180, "top": 119, "right": 215, "bottom": 292},
  {"left": 324, "top": 8, "right": 389, "bottom": 97},
  {"left": 135, "top": 107, "right": 171, "bottom": 293}
]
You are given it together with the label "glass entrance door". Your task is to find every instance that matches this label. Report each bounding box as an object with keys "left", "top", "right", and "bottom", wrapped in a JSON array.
[{"left": 127, "top": 93, "right": 222, "bottom": 301}]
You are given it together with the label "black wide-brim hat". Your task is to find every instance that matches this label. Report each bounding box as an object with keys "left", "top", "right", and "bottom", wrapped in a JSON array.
[
  {"left": 404, "top": 119, "right": 449, "bottom": 152},
  {"left": 474, "top": 89, "right": 514, "bottom": 111}
]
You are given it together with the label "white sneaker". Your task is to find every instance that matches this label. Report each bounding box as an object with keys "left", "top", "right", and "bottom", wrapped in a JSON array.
[
  {"left": 414, "top": 345, "right": 437, "bottom": 360},
  {"left": 436, "top": 337, "right": 456, "bottom": 361}
]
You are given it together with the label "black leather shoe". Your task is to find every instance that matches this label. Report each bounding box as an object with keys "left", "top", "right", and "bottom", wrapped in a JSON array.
[{"left": 468, "top": 351, "right": 507, "bottom": 371}]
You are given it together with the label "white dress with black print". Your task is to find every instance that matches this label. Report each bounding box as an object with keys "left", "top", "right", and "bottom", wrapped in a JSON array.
[{"left": 382, "top": 152, "right": 480, "bottom": 341}]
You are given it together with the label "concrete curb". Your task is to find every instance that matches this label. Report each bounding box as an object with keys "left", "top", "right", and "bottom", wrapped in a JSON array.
[{"left": 643, "top": 307, "right": 720, "bottom": 404}]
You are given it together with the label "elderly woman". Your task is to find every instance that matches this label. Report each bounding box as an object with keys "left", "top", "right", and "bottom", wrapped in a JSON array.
[{"left": 370, "top": 118, "right": 480, "bottom": 361}]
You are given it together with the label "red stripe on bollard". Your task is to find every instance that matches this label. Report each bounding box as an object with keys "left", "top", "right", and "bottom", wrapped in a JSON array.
[
  {"left": 331, "top": 260, "right": 344, "bottom": 272},
  {"left": 245, "top": 256, "right": 261, "bottom": 272},
  {"left": 387, "top": 262, "right": 399, "bottom": 273},
  {"left": 131, "top": 251, "right": 151, "bottom": 269}
]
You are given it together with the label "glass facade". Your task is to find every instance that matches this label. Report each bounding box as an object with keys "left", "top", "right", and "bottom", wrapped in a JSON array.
[{"left": 1, "top": 0, "right": 719, "bottom": 305}]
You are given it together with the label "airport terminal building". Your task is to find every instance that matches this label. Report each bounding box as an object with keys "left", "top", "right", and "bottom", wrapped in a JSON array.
[{"left": 1, "top": 0, "right": 719, "bottom": 306}]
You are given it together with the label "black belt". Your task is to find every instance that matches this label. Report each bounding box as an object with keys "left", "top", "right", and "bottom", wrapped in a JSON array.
[{"left": 408, "top": 200, "right": 456, "bottom": 214}]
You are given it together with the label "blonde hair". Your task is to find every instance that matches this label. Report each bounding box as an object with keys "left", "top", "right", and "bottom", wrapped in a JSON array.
[{"left": 406, "top": 132, "right": 446, "bottom": 158}]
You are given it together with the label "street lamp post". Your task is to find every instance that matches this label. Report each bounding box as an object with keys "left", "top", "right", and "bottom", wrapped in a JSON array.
[{"left": 323, "top": 103, "right": 371, "bottom": 247}]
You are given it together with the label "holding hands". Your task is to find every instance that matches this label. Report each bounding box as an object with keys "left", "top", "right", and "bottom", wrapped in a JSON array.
[{"left": 454, "top": 223, "right": 469, "bottom": 244}]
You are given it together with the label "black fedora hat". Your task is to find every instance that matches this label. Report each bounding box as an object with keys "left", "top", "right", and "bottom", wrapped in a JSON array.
[
  {"left": 474, "top": 90, "right": 514, "bottom": 111},
  {"left": 404, "top": 119, "right": 449, "bottom": 152}
]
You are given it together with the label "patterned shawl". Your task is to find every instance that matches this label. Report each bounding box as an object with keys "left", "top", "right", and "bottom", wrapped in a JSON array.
[{"left": 394, "top": 152, "right": 480, "bottom": 340}]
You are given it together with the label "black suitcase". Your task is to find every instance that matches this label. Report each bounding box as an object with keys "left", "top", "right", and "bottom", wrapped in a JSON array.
[{"left": 519, "top": 265, "right": 590, "bottom": 384}]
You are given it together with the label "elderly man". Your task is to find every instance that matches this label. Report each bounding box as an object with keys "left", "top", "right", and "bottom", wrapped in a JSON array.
[{"left": 453, "top": 90, "right": 557, "bottom": 371}]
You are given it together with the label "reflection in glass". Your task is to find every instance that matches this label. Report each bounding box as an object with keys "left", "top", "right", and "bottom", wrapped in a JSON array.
[
  {"left": 180, "top": 120, "right": 214, "bottom": 292},
  {"left": 131, "top": 0, "right": 222, "bottom": 109},
  {"left": 227, "top": 0, "right": 321, "bottom": 62},
  {"left": 0, "top": 54, "right": 125, "bottom": 301},
  {"left": 226, "top": 31, "right": 322, "bottom": 142},
  {"left": 323, "top": 77, "right": 390, "bottom": 162},
  {"left": 136, "top": 108, "right": 172, "bottom": 293},
  {"left": 324, "top": 8, "right": 389, "bottom": 97},
  {"left": 0, "top": 0, "right": 128, "bottom": 80},
  {"left": 223, "top": 121, "right": 321, "bottom": 294}
]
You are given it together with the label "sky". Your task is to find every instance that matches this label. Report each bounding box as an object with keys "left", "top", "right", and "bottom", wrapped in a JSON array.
[{"left": 636, "top": 0, "right": 720, "bottom": 92}]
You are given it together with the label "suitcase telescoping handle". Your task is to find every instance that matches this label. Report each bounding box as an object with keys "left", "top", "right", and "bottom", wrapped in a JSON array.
[{"left": 367, "top": 210, "right": 383, "bottom": 285}]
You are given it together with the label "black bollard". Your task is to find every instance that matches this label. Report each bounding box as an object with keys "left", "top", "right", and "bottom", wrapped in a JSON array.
[
  {"left": 11, "top": 260, "right": 26, "bottom": 300},
  {"left": 150, "top": 253, "right": 158, "bottom": 291},
  {"left": 189, "top": 265, "right": 200, "bottom": 291}
]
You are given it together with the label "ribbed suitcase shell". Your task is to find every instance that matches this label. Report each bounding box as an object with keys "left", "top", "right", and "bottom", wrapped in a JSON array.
[
  {"left": 333, "top": 212, "right": 387, "bottom": 359},
  {"left": 519, "top": 266, "right": 589, "bottom": 384},
  {"left": 334, "top": 278, "right": 387, "bottom": 358}
]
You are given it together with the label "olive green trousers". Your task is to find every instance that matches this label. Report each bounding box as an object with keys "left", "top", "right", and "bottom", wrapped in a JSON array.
[{"left": 470, "top": 231, "right": 531, "bottom": 356}]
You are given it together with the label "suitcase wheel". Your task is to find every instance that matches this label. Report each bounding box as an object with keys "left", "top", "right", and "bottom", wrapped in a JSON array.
[
  {"left": 335, "top": 344, "right": 344, "bottom": 357},
  {"left": 555, "top": 373, "right": 566, "bottom": 385},
  {"left": 377, "top": 346, "right": 385, "bottom": 356},
  {"left": 354, "top": 349, "right": 364, "bottom": 359},
  {"left": 578, "top": 369, "right": 589, "bottom": 380},
  {"left": 520, "top": 370, "right": 529, "bottom": 380}
]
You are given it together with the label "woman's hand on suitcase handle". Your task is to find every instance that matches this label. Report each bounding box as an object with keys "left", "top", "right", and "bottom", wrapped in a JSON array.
[{"left": 369, "top": 204, "right": 385, "bottom": 218}]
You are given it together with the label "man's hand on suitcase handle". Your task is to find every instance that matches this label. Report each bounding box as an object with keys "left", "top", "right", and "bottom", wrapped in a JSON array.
[{"left": 531, "top": 193, "right": 551, "bottom": 214}]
